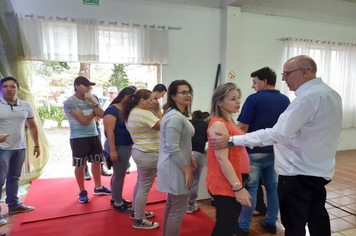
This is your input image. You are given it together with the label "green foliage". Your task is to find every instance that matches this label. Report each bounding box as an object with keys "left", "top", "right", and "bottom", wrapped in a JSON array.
[
  {"left": 108, "top": 64, "right": 129, "bottom": 91},
  {"left": 37, "top": 103, "right": 67, "bottom": 128},
  {"left": 33, "top": 61, "right": 70, "bottom": 77}
]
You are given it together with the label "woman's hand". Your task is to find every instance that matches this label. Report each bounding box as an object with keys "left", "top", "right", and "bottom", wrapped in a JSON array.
[
  {"left": 184, "top": 170, "right": 194, "bottom": 190},
  {"left": 181, "top": 164, "right": 194, "bottom": 190},
  {"left": 110, "top": 150, "right": 119, "bottom": 162},
  {"left": 234, "top": 188, "right": 252, "bottom": 207},
  {"left": 190, "top": 153, "right": 197, "bottom": 170}
]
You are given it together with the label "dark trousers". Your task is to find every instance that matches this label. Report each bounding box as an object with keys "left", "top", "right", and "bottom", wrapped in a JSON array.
[
  {"left": 255, "top": 177, "right": 267, "bottom": 214},
  {"left": 210, "top": 193, "right": 242, "bottom": 236},
  {"left": 278, "top": 175, "right": 331, "bottom": 236}
]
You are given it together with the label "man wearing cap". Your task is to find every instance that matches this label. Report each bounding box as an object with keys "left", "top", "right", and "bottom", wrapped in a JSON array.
[
  {"left": 0, "top": 77, "right": 40, "bottom": 226},
  {"left": 103, "top": 86, "right": 118, "bottom": 111},
  {"left": 63, "top": 76, "right": 111, "bottom": 204}
]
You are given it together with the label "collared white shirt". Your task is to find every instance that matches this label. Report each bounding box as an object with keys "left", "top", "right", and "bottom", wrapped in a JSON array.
[
  {"left": 0, "top": 96, "right": 34, "bottom": 150},
  {"left": 234, "top": 78, "right": 342, "bottom": 180}
]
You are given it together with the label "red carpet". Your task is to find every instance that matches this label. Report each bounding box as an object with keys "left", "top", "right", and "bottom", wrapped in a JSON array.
[
  {"left": 22, "top": 171, "right": 166, "bottom": 223},
  {"left": 11, "top": 202, "right": 215, "bottom": 236}
]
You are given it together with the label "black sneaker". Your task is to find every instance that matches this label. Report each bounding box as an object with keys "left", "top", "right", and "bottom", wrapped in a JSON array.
[
  {"left": 123, "top": 199, "right": 132, "bottom": 205},
  {"left": 113, "top": 204, "right": 132, "bottom": 213},
  {"left": 110, "top": 199, "right": 132, "bottom": 206},
  {"left": 235, "top": 223, "right": 249, "bottom": 236},
  {"left": 133, "top": 219, "right": 159, "bottom": 229},
  {"left": 258, "top": 219, "right": 277, "bottom": 234},
  {"left": 130, "top": 211, "right": 155, "bottom": 220}
]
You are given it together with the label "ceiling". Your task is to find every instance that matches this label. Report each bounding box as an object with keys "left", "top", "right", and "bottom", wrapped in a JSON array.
[{"left": 137, "top": 0, "right": 356, "bottom": 26}]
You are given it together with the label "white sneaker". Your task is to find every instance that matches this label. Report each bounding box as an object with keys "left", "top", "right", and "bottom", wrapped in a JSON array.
[
  {"left": 0, "top": 215, "right": 7, "bottom": 226},
  {"left": 186, "top": 203, "right": 198, "bottom": 214}
]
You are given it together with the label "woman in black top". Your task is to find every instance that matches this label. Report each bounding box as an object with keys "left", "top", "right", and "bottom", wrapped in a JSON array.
[{"left": 186, "top": 110, "right": 209, "bottom": 213}]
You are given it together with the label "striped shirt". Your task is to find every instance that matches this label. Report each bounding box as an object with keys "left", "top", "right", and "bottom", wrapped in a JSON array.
[{"left": 126, "top": 108, "right": 160, "bottom": 152}]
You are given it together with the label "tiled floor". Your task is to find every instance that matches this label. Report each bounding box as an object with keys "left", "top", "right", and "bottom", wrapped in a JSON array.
[{"left": 1, "top": 149, "right": 356, "bottom": 236}]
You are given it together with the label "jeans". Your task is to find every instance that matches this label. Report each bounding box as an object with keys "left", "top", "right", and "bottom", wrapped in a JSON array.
[
  {"left": 0, "top": 149, "right": 26, "bottom": 211},
  {"left": 188, "top": 151, "right": 204, "bottom": 206},
  {"left": 239, "top": 153, "right": 279, "bottom": 231},
  {"left": 131, "top": 148, "right": 158, "bottom": 220}
]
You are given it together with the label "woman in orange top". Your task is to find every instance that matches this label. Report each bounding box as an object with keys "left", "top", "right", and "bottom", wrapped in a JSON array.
[{"left": 206, "top": 82, "right": 252, "bottom": 236}]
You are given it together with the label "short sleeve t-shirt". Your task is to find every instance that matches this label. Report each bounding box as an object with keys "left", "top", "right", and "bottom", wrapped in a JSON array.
[
  {"left": 0, "top": 96, "right": 34, "bottom": 150},
  {"left": 104, "top": 105, "right": 133, "bottom": 146},
  {"left": 63, "top": 95, "right": 98, "bottom": 139},
  {"left": 238, "top": 90, "right": 290, "bottom": 153},
  {"left": 126, "top": 108, "right": 160, "bottom": 152}
]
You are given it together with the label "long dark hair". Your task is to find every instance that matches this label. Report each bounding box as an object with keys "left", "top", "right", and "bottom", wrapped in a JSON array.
[
  {"left": 163, "top": 80, "right": 192, "bottom": 117},
  {"left": 111, "top": 86, "right": 136, "bottom": 105},
  {"left": 121, "top": 89, "right": 152, "bottom": 121},
  {"left": 191, "top": 110, "right": 203, "bottom": 123}
]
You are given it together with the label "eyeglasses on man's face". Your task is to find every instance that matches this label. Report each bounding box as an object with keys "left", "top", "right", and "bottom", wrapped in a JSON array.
[
  {"left": 281, "top": 67, "right": 310, "bottom": 78},
  {"left": 177, "top": 90, "right": 193, "bottom": 96}
]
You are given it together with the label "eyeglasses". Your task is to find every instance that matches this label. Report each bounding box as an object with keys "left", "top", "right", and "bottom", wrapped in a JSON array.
[
  {"left": 281, "top": 68, "right": 310, "bottom": 78},
  {"left": 177, "top": 90, "right": 193, "bottom": 96}
]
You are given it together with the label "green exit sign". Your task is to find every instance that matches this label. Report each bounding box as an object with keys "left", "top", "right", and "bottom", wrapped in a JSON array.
[{"left": 83, "top": 0, "right": 99, "bottom": 6}]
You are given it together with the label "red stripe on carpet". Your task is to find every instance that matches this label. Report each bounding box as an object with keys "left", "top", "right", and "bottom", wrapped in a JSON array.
[
  {"left": 10, "top": 202, "right": 215, "bottom": 236},
  {"left": 22, "top": 171, "right": 166, "bottom": 223}
]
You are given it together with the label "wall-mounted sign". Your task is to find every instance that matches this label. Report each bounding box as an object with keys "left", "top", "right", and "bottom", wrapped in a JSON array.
[
  {"left": 228, "top": 71, "right": 236, "bottom": 80},
  {"left": 83, "top": 0, "right": 99, "bottom": 6}
]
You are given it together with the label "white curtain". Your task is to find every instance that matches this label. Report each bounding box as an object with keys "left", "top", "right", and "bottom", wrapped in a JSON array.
[
  {"left": 281, "top": 39, "right": 356, "bottom": 128},
  {"left": 17, "top": 14, "right": 169, "bottom": 64},
  {"left": 77, "top": 18, "right": 99, "bottom": 62},
  {"left": 97, "top": 23, "right": 169, "bottom": 64},
  {"left": 18, "top": 15, "right": 78, "bottom": 61}
]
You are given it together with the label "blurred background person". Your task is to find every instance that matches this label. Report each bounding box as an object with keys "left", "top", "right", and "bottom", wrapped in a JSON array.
[
  {"left": 186, "top": 110, "right": 208, "bottom": 214},
  {"left": 152, "top": 84, "right": 167, "bottom": 100},
  {"left": 103, "top": 86, "right": 118, "bottom": 111}
]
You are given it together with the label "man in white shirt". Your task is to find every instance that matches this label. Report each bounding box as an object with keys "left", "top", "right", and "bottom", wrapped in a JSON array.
[
  {"left": 0, "top": 77, "right": 41, "bottom": 226},
  {"left": 210, "top": 55, "right": 342, "bottom": 236}
]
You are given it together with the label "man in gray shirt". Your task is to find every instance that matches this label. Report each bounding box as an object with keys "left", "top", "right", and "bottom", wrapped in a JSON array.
[{"left": 64, "top": 76, "right": 111, "bottom": 204}]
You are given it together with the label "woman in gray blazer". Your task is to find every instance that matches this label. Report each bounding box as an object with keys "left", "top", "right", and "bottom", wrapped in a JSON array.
[{"left": 157, "top": 80, "right": 197, "bottom": 236}]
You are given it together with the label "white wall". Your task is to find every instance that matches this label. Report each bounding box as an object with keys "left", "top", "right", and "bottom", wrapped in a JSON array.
[
  {"left": 233, "top": 12, "right": 356, "bottom": 150},
  {"left": 237, "top": 12, "right": 356, "bottom": 98},
  {"left": 10, "top": 0, "right": 221, "bottom": 113}
]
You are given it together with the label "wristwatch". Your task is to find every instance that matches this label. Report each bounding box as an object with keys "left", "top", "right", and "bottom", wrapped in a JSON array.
[
  {"left": 227, "top": 136, "right": 235, "bottom": 147},
  {"left": 93, "top": 103, "right": 99, "bottom": 108}
]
